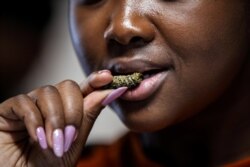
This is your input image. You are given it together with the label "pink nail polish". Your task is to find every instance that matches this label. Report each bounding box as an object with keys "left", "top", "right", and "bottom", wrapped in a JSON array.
[
  {"left": 102, "top": 87, "right": 128, "bottom": 105},
  {"left": 53, "top": 129, "right": 64, "bottom": 157},
  {"left": 36, "top": 127, "right": 48, "bottom": 149},
  {"left": 64, "top": 125, "right": 76, "bottom": 152}
]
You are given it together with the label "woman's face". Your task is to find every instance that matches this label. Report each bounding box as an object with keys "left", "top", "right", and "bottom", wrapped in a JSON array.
[{"left": 69, "top": 0, "right": 249, "bottom": 131}]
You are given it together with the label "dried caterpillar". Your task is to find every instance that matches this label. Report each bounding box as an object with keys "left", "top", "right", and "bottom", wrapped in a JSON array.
[{"left": 105, "top": 72, "right": 143, "bottom": 89}]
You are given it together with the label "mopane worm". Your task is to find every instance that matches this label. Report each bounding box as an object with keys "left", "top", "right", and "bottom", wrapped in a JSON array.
[{"left": 105, "top": 72, "right": 143, "bottom": 89}]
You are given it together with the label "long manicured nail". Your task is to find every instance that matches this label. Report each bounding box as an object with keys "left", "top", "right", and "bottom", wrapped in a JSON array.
[
  {"left": 36, "top": 127, "right": 48, "bottom": 149},
  {"left": 53, "top": 129, "right": 64, "bottom": 157},
  {"left": 102, "top": 87, "right": 128, "bottom": 105},
  {"left": 64, "top": 125, "right": 76, "bottom": 152}
]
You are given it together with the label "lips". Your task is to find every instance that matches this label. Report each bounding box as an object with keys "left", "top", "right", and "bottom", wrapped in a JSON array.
[
  {"left": 107, "top": 59, "right": 172, "bottom": 75},
  {"left": 106, "top": 58, "right": 173, "bottom": 101},
  {"left": 122, "top": 70, "right": 168, "bottom": 101}
]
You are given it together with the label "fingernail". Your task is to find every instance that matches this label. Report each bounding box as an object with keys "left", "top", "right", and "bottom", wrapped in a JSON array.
[
  {"left": 102, "top": 87, "right": 128, "bottom": 105},
  {"left": 98, "top": 70, "right": 110, "bottom": 74},
  {"left": 64, "top": 125, "right": 76, "bottom": 152},
  {"left": 53, "top": 129, "right": 64, "bottom": 157},
  {"left": 36, "top": 127, "right": 48, "bottom": 149}
]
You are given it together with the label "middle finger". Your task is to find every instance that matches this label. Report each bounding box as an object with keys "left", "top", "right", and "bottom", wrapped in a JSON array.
[{"left": 28, "top": 85, "right": 65, "bottom": 154}]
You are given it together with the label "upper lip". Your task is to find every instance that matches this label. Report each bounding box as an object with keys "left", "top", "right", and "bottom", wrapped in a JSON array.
[{"left": 105, "top": 58, "right": 173, "bottom": 75}]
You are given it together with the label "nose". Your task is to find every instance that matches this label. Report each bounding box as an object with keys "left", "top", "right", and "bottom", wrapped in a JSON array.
[{"left": 104, "top": 4, "right": 155, "bottom": 47}]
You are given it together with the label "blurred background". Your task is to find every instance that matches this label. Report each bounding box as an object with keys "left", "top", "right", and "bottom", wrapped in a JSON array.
[{"left": 0, "top": 0, "right": 128, "bottom": 144}]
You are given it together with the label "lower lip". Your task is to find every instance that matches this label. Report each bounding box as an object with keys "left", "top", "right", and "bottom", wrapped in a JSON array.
[{"left": 121, "top": 71, "right": 168, "bottom": 101}]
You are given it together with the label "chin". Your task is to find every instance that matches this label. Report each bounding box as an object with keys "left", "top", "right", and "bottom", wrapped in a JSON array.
[
  {"left": 110, "top": 90, "right": 210, "bottom": 132},
  {"left": 110, "top": 98, "right": 179, "bottom": 132},
  {"left": 125, "top": 119, "right": 172, "bottom": 132}
]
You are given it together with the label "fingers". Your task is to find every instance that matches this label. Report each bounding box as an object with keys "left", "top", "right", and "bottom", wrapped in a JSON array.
[
  {"left": 55, "top": 80, "right": 83, "bottom": 128},
  {"left": 72, "top": 87, "right": 128, "bottom": 158},
  {"left": 70, "top": 89, "right": 112, "bottom": 159},
  {"left": 80, "top": 70, "right": 113, "bottom": 97},
  {"left": 55, "top": 80, "right": 83, "bottom": 152},
  {"left": 0, "top": 70, "right": 123, "bottom": 160},
  {"left": 75, "top": 70, "right": 114, "bottom": 143},
  {"left": 82, "top": 87, "right": 128, "bottom": 126},
  {"left": 25, "top": 71, "right": 113, "bottom": 157},
  {"left": 28, "top": 85, "right": 65, "bottom": 156},
  {"left": 28, "top": 80, "right": 84, "bottom": 157},
  {"left": 0, "top": 94, "right": 44, "bottom": 142}
]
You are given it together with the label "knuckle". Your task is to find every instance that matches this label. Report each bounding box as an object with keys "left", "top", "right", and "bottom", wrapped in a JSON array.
[
  {"left": 23, "top": 109, "right": 36, "bottom": 122},
  {"left": 89, "top": 73, "right": 98, "bottom": 82},
  {"left": 48, "top": 115, "right": 64, "bottom": 129},
  {"left": 84, "top": 111, "right": 98, "bottom": 124},
  {"left": 40, "top": 85, "right": 58, "bottom": 94},
  {"left": 28, "top": 85, "right": 59, "bottom": 99},
  {"left": 14, "top": 94, "right": 30, "bottom": 103},
  {"left": 62, "top": 79, "right": 78, "bottom": 86},
  {"left": 60, "top": 79, "right": 79, "bottom": 89}
]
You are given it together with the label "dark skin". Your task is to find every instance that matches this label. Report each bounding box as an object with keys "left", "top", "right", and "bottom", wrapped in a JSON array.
[
  {"left": 70, "top": 0, "right": 250, "bottom": 165},
  {"left": 0, "top": 72, "right": 114, "bottom": 166},
  {"left": 0, "top": 0, "right": 249, "bottom": 166}
]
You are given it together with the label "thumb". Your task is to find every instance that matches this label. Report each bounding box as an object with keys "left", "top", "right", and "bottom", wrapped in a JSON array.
[{"left": 68, "top": 87, "right": 127, "bottom": 163}]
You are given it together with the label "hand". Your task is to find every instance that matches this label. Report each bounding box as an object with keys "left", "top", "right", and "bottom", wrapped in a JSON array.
[{"left": 0, "top": 70, "right": 127, "bottom": 167}]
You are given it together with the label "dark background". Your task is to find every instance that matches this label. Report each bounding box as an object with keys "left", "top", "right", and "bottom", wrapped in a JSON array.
[{"left": 0, "top": 0, "right": 53, "bottom": 102}]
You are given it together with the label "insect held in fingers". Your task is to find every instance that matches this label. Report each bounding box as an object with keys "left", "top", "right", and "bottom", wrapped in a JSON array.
[{"left": 104, "top": 72, "right": 143, "bottom": 89}]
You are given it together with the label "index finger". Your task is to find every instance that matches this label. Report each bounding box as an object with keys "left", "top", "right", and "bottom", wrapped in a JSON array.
[{"left": 80, "top": 70, "right": 113, "bottom": 97}]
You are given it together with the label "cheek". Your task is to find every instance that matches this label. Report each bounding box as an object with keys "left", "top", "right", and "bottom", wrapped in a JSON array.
[
  {"left": 113, "top": 3, "right": 248, "bottom": 131},
  {"left": 157, "top": 2, "right": 246, "bottom": 56},
  {"left": 155, "top": 1, "right": 247, "bottom": 95}
]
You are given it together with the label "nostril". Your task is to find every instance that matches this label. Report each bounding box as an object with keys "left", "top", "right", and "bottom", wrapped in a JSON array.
[
  {"left": 130, "top": 36, "right": 147, "bottom": 47},
  {"left": 108, "top": 36, "right": 147, "bottom": 47},
  {"left": 130, "top": 36, "right": 142, "bottom": 42}
]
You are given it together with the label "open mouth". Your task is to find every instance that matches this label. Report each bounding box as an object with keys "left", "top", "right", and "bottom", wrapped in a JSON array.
[
  {"left": 121, "top": 69, "right": 169, "bottom": 101},
  {"left": 105, "top": 68, "right": 168, "bottom": 90},
  {"left": 106, "top": 59, "right": 173, "bottom": 101}
]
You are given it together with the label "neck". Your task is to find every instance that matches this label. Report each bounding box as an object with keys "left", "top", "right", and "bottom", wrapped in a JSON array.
[{"left": 140, "top": 55, "right": 250, "bottom": 166}]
